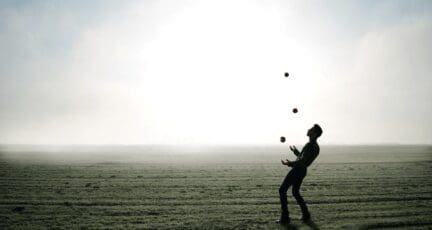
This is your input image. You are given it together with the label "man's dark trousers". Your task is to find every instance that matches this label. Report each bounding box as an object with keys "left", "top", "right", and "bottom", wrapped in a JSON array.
[{"left": 279, "top": 166, "right": 310, "bottom": 219}]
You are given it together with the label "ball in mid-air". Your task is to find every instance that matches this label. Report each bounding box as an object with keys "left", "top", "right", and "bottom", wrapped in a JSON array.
[
  {"left": 284, "top": 72, "right": 289, "bottom": 77},
  {"left": 292, "top": 108, "right": 298, "bottom": 113},
  {"left": 280, "top": 136, "right": 286, "bottom": 143}
]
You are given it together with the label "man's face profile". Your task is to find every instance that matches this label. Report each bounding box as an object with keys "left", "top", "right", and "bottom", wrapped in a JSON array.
[
  {"left": 307, "top": 127, "right": 313, "bottom": 137},
  {"left": 307, "top": 126, "right": 317, "bottom": 138}
]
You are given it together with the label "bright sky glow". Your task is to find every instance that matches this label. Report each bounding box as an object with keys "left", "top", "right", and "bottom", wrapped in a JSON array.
[{"left": 1, "top": 0, "right": 431, "bottom": 145}]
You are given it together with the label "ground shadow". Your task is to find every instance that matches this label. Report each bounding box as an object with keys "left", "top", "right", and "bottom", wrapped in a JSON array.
[
  {"left": 278, "top": 223, "right": 299, "bottom": 230},
  {"left": 278, "top": 219, "right": 319, "bottom": 230},
  {"left": 303, "top": 219, "right": 320, "bottom": 230}
]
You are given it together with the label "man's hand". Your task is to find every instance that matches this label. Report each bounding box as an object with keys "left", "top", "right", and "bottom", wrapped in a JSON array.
[
  {"left": 281, "top": 159, "right": 292, "bottom": 166},
  {"left": 290, "top": 145, "right": 300, "bottom": 155}
]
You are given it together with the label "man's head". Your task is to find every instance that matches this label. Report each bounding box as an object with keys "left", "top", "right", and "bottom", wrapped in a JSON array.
[{"left": 307, "top": 124, "right": 323, "bottom": 140}]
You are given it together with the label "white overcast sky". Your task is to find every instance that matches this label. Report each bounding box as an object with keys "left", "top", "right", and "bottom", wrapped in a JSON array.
[{"left": 0, "top": 0, "right": 431, "bottom": 145}]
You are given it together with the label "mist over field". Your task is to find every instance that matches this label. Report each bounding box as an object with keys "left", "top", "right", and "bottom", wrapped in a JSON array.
[{"left": 1, "top": 144, "right": 431, "bottom": 164}]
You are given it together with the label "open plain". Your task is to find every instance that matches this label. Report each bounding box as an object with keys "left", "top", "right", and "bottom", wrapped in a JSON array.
[{"left": 1, "top": 145, "right": 431, "bottom": 229}]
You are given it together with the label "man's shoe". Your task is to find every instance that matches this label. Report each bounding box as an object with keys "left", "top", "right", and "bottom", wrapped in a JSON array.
[
  {"left": 276, "top": 218, "right": 291, "bottom": 225},
  {"left": 301, "top": 214, "right": 311, "bottom": 222}
]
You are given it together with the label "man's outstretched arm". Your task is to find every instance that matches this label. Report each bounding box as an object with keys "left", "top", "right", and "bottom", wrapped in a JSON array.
[
  {"left": 281, "top": 158, "right": 302, "bottom": 167},
  {"left": 290, "top": 145, "right": 301, "bottom": 156}
]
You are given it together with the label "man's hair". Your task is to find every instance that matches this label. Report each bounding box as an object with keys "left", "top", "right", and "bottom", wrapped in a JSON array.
[{"left": 314, "top": 124, "right": 323, "bottom": 138}]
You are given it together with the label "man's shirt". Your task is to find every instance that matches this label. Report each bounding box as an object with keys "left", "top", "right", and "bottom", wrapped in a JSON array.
[{"left": 291, "top": 141, "right": 320, "bottom": 168}]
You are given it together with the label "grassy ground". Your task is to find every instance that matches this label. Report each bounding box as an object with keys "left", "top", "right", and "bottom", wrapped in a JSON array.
[{"left": 1, "top": 145, "right": 431, "bottom": 229}]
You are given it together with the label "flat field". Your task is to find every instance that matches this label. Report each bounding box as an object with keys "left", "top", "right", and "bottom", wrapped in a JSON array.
[{"left": 1, "top": 145, "right": 431, "bottom": 229}]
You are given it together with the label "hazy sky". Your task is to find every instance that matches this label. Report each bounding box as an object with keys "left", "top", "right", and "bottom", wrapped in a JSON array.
[{"left": 1, "top": 0, "right": 431, "bottom": 145}]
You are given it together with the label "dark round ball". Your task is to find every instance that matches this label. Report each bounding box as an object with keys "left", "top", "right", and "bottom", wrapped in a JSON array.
[
  {"left": 284, "top": 72, "right": 289, "bottom": 77},
  {"left": 280, "top": 136, "right": 286, "bottom": 143},
  {"left": 292, "top": 108, "right": 298, "bottom": 113}
]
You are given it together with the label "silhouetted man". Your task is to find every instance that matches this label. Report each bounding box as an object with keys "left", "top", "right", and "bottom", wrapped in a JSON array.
[{"left": 277, "top": 124, "right": 322, "bottom": 224}]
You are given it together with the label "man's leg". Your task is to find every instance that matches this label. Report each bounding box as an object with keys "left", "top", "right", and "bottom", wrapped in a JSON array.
[
  {"left": 278, "top": 172, "right": 293, "bottom": 222},
  {"left": 292, "top": 177, "right": 310, "bottom": 220}
]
